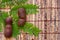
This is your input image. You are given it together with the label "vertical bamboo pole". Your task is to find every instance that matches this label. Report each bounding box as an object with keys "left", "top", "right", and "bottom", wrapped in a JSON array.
[
  {"left": 51, "top": 0, "right": 55, "bottom": 40},
  {"left": 46, "top": 0, "right": 52, "bottom": 40},
  {"left": 57, "top": 0, "right": 60, "bottom": 40},
  {"left": 38, "top": 0, "right": 42, "bottom": 40},
  {"left": 55, "top": 0, "right": 58, "bottom": 40},
  {"left": 41, "top": 6, "right": 45, "bottom": 40}
]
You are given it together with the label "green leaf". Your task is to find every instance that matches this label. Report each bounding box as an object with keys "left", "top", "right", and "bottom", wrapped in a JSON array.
[
  {"left": 0, "top": 16, "right": 4, "bottom": 23},
  {"left": 11, "top": 11, "right": 19, "bottom": 37},
  {"left": 0, "top": 11, "right": 4, "bottom": 23},
  {"left": 31, "top": 27, "right": 41, "bottom": 36},
  {"left": 1, "top": 12, "right": 9, "bottom": 20},
  {"left": 17, "top": 0, "right": 28, "bottom": 3},
  {"left": 0, "top": 1, "right": 14, "bottom": 8},
  {"left": 26, "top": 9, "right": 38, "bottom": 14},
  {"left": 10, "top": 11, "right": 19, "bottom": 22},
  {"left": 19, "top": 22, "right": 33, "bottom": 35},
  {"left": 11, "top": 5, "right": 21, "bottom": 11},
  {"left": 12, "top": 22, "right": 20, "bottom": 37},
  {"left": 0, "top": 1, "right": 15, "bottom": 8},
  {"left": 23, "top": 4, "right": 39, "bottom": 9},
  {"left": 0, "top": 3, "right": 6, "bottom": 8},
  {"left": 14, "top": 0, "right": 28, "bottom": 5},
  {"left": 19, "top": 22, "right": 41, "bottom": 36},
  {"left": 23, "top": 4, "right": 38, "bottom": 14},
  {"left": 0, "top": 0, "right": 28, "bottom": 8},
  {"left": 11, "top": 4, "right": 38, "bottom": 15},
  {"left": 6, "top": 1, "right": 14, "bottom": 7},
  {"left": 0, "top": 24, "right": 3, "bottom": 32},
  {"left": 2, "top": 0, "right": 12, "bottom": 3},
  {"left": 0, "top": 11, "right": 5, "bottom": 32}
]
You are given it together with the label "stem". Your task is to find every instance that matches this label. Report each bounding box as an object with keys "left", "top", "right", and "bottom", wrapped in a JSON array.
[
  {"left": 20, "top": 30, "right": 24, "bottom": 40},
  {"left": 20, "top": 30, "right": 27, "bottom": 40},
  {"left": 6, "top": 38, "right": 12, "bottom": 40}
]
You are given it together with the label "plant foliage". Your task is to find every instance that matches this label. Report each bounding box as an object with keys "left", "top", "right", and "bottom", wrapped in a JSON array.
[
  {"left": 11, "top": 4, "right": 38, "bottom": 14},
  {"left": 0, "top": 0, "right": 41, "bottom": 38},
  {"left": 19, "top": 22, "right": 41, "bottom": 36},
  {"left": 12, "top": 21, "right": 20, "bottom": 37}
]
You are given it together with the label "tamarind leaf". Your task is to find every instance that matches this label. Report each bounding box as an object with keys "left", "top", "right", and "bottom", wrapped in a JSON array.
[
  {"left": 17, "top": 0, "right": 28, "bottom": 3},
  {"left": 0, "top": 17, "right": 4, "bottom": 23},
  {"left": 31, "top": 27, "right": 41, "bottom": 36},
  {"left": 0, "top": 3, "right": 6, "bottom": 8},
  {"left": 26, "top": 9, "right": 38, "bottom": 14},
  {"left": 2, "top": 0, "right": 12, "bottom": 3},
  {"left": 23, "top": 4, "right": 39, "bottom": 14},
  {"left": 0, "top": 1, "right": 14, "bottom": 8},
  {"left": 0, "top": 12, "right": 4, "bottom": 32},
  {"left": 0, "top": 24, "right": 3, "bottom": 32},
  {"left": 11, "top": 6, "right": 20, "bottom": 11},
  {"left": 1, "top": 12, "right": 9, "bottom": 20},
  {"left": 19, "top": 23, "right": 33, "bottom": 35},
  {"left": 23, "top": 4, "right": 39, "bottom": 9},
  {"left": 10, "top": 11, "right": 19, "bottom": 22},
  {"left": 0, "top": 11, "right": 4, "bottom": 23},
  {"left": 6, "top": 1, "right": 14, "bottom": 7},
  {"left": 14, "top": 0, "right": 28, "bottom": 5},
  {"left": 11, "top": 4, "right": 38, "bottom": 11},
  {"left": 19, "top": 22, "right": 41, "bottom": 36},
  {"left": 12, "top": 22, "right": 20, "bottom": 37},
  {"left": 11, "top": 4, "right": 38, "bottom": 15},
  {"left": 0, "top": 0, "right": 28, "bottom": 8},
  {"left": 0, "top": 12, "right": 8, "bottom": 30}
]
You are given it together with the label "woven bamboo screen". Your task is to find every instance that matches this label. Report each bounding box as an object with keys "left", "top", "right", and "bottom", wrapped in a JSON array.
[{"left": 0, "top": 0, "right": 60, "bottom": 40}]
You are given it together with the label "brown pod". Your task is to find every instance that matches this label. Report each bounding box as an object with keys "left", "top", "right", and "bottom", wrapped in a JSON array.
[
  {"left": 18, "top": 8, "right": 26, "bottom": 19},
  {"left": 5, "top": 17, "right": 12, "bottom": 24},
  {"left": 4, "top": 24, "right": 12, "bottom": 38},
  {"left": 18, "top": 19, "right": 26, "bottom": 26}
]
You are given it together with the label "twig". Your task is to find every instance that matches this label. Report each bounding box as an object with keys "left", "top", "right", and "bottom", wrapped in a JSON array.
[
  {"left": 6, "top": 38, "right": 12, "bottom": 40},
  {"left": 20, "top": 30, "right": 27, "bottom": 40}
]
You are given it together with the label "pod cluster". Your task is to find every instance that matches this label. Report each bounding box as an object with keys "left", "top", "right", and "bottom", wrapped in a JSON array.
[
  {"left": 4, "top": 8, "right": 26, "bottom": 38},
  {"left": 4, "top": 17, "right": 12, "bottom": 38},
  {"left": 18, "top": 8, "right": 26, "bottom": 26}
]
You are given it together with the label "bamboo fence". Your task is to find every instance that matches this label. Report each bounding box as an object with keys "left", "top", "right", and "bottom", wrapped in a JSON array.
[{"left": 0, "top": 0, "right": 60, "bottom": 40}]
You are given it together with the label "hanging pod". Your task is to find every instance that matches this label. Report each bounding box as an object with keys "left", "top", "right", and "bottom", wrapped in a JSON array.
[
  {"left": 18, "top": 19, "right": 26, "bottom": 26},
  {"left": 18, "top": 8, "right": 26, "bottom": 26},
  {"left": 4, "top": 17, "right": 13, "bottom": 38},
  {"left": 18, "top": 8, "right": 26, "bottom": 19},
  {"left": 4, "top": 24, "right": 12, "bottom": 38},
  {"left": 5, "top": 17, "right": 12, "bottom": 24}
]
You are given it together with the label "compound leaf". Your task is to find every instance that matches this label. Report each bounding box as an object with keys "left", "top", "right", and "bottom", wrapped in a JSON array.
[
  {"left": 19, "top": 22, "right": 41, "bottom": 36},
  {"left": 12, "top": 21, "right": 20, "bottom": 37}
]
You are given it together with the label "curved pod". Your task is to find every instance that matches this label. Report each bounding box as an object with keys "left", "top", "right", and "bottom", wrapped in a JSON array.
[
  {"left": 18, "top": 8, "right": 26, "bottom": 19},
  {"left": 18, "top": 8, "right": 26, "bottom": 26},
  {"left": 5, "top": 17, "right": 12, "bottom": 24},
  {"left": 4, "top": 24, "right": 12, "bottom": 38},
  {"left": 18, "top": 19, "right": 26, "bottom": 26}
]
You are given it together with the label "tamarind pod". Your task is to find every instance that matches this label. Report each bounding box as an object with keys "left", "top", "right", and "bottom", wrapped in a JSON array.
[
  {"left": 18, "top": 8, "right": 26, "bottom": 19},
  {"left": 18, "top": 19, "right": 26, "bottom": 26},
  {"left": 5, "top": 17, "right": 12, "bottom": 24},
  {"left": 4, "top": 24, "right": 12, "bottom": 38}
]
